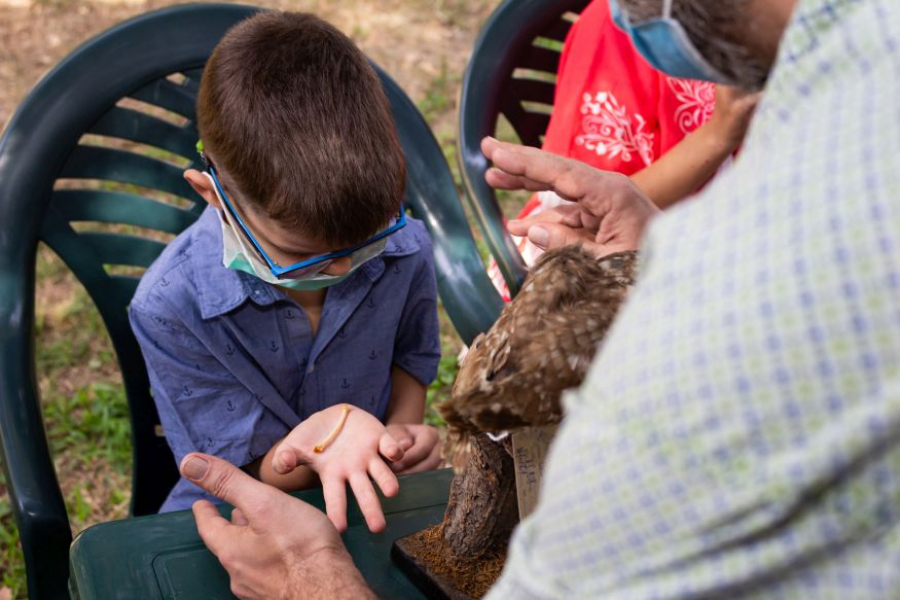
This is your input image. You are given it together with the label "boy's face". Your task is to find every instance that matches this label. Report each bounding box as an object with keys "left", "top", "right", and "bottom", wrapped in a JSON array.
[{"left": 185, "top": 167, "right": 354, "bottom": 277}]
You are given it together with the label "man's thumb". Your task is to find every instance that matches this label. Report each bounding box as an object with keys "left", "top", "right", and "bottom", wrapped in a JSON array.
[{"left": 181, "top": 452, "right": 270, "bottom": 514}]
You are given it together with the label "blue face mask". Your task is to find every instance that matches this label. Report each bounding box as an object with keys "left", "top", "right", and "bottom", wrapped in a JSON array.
[{"left": 609, "top": 0, "right": 731, "bottom": 84}]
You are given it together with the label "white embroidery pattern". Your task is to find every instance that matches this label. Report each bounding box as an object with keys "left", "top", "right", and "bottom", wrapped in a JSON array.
[
  {"left": 575, "top": 91, "right": 655, "bottom": 166},
  {"left": 668, "top": 78, "right": 716, "bottom": 134}
]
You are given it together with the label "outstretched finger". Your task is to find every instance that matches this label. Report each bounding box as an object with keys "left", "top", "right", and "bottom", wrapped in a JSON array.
[
  {"left": 369, "top": 457, "right": 399, "bottom": 498},
  {"left": 483, "top": 138, "right": 580, "bottom": 193},
  {"left": 486, "top": 167, "right": 553, "bottom": 192},
  {"left": 192, "top": 499, "right": 238, "bottom": 558},
  {"left": 322, "top": 476, "right": 348, "bottom": 533},
  {"left": 349, "top": 472, "right": 386, "bottom": 533}
]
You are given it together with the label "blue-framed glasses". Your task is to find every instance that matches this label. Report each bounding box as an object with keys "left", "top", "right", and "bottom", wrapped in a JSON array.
[{"left": 205, "top": 161, "right": 406, "bottom": 279}]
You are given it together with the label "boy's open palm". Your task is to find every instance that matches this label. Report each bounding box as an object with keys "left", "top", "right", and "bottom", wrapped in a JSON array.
[{"left": 271, "top": 405, "right": 404, "bottom": 533}]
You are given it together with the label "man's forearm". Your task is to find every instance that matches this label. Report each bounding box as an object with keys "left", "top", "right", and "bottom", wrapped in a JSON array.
[{"left": 285, "top": 548, "right": 377, "bottom": 600}]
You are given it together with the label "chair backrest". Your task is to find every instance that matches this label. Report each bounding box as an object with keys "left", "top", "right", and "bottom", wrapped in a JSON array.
[
  {"left": 458, "top": 0, "right": 591, "bottom": 297},
  {"left": 0, "top": 5, "right": 501, "bottom": 598}
]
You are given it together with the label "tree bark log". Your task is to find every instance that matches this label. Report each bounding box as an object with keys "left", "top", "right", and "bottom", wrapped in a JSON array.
[{"left": 442, "top": 433, "right": 519, "bottom": 560}]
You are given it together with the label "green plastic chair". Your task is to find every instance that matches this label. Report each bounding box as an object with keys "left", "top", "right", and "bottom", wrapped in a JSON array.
[
  {"left": 458, "top": 0, "right": 591, "bottom": 297},
  {"left": 0, "top": 4, "right": 502, "bottom": 597}
]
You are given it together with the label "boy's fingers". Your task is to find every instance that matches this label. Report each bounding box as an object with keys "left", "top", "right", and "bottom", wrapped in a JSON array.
[
  {"left": 368, "top": 458, "right": 399, "bottom": 498},
  {"left": 273, "top": 445, "right": 298, "bottom": 475},
  {"left": 349, "top": 472, "right": 386, "bottom": 533},
  {"left": 322, "top": 476, "right": 348, "bottom": 533},
  {"left": 397, "top": 441, "right": 443, "bottom": 475},
  {"left": 378, "top": 432, "right": 404, "bottom": 463},
  {"left": 192, "top": 499, "right": 237, "bottom": 558}
]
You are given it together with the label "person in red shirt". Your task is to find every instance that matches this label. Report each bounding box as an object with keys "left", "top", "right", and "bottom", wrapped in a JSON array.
[{"left": 489, "top": 0, "right": 758, "bottom": 301}]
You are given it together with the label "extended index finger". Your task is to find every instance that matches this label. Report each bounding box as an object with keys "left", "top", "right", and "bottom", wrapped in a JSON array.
[
  {"left": 192, "top": 499, "right": 239, "bottom": 558},
  {"left": 482, "top": 138, "right": 587, "bottom": 198}
]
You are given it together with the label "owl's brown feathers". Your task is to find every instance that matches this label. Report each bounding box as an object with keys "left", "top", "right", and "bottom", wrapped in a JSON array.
[{"left": 439, "top": 246, "right": 638, "bottom": 433}]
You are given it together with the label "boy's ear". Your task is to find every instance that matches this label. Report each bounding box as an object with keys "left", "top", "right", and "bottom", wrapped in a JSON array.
[{"left": 184, "top": 169, "right": 221, "bottom": 209}]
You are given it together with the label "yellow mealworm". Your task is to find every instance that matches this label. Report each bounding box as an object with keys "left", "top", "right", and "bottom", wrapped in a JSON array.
[{"left": 313, "top": 404, "right": 352, "bottom": 453}]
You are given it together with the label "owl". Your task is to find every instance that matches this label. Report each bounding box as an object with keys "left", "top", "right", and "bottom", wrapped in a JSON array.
[{"left": 440, "top": 246, "right": 639, "bottom": 434}]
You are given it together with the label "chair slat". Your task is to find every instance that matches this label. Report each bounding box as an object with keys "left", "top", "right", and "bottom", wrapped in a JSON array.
[
  {"left": 518, "top": 110, "right": 551, "bottom": 136},
  {"left": 51, "top": 190, "right": 196, "bottom": 235},
  {"left": 500, "top": 99, "right": 545, "bottom": 148},
  {"left": 518, "top": 45, "right": 563, "bottom": 74},
  {"left": 88, "top": 107, "right": 198, "bottom": 161},
  {"left": 77, "top": 232, "right": 168, "bottom": 268},
  {"left": 130, "top": 78, "right": 197, "bottom": 121},
  {"left": 182, "top": 68, "right": 204, "bottom": 92},
  {"left": 60, "top": 145, "right": 199, "bottom": 204}
]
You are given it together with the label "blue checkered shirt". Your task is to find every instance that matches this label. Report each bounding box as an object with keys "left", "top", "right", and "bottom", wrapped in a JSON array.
[{"left": 491, "top": 0, "right": 900, "bottom": 596}]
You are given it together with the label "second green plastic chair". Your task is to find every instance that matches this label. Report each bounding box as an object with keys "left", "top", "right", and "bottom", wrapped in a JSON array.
[{"left": 458, "top": 0, "right": 591, "bottom": 297}]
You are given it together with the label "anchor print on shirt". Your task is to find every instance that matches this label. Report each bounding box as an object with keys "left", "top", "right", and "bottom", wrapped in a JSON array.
[
  {"left": 366, "top": 296, "right": 376, "bottom": 309},
  {"left": 225, "top": 344, "right": 236, "bottom": 356},
  {"left": 182, "top": 385, "right": 194, "bottom": 397},
  {"left": 392, "top": 264, "right": 402, "bottom": 276},
  {"left": 226, "top": 400, "right": 236, "bottom": 412},
  {"left": 341, "top": 378, "right": 351, "bottom": 390},
  {"left": 269, "top": 341, "right": 280, "bottom": 353},
  {"left": 338, "top": 327, "right": 348, "bottom": 339},
  {"left": 285, "top": 309, "right": 296, "bottom": 320},
  {"left": 368, "top": 349, "right": 378, "bottom": 361}
]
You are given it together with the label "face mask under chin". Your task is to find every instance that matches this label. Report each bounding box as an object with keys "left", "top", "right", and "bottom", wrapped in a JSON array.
[{"left": 216, "top": 208, "right": 382, "bottom": 291}]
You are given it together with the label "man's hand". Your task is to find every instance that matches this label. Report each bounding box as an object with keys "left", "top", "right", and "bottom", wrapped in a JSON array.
[
  {"left": 482, "top": 137, "right": 660, "bottom": 257},
  {"left": 386, "top": 424, "right": 442, "bottom": 474},
  {"left": 181, "top": 453, "right": 375, "bottom": 600},
  {"left": 271, "top": 405, "right": 404, "bottom": 533}
]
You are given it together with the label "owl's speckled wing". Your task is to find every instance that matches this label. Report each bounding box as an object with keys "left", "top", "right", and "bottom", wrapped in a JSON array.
[{"left": 440, "top": 247, "right": 638, "bottom": 433}]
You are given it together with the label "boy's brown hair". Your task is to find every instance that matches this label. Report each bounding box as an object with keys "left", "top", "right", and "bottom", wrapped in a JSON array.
[{"left": 197, "top": 12, "right": 406, "bottom": 247}]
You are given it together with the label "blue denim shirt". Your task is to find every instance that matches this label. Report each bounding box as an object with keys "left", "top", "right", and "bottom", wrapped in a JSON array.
[{"left": 129, "top": 207, "right": 440, "bottom": 512}]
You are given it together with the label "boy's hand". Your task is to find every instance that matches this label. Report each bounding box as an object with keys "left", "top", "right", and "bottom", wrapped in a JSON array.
[
  {"left": 271, "top": 405, "right": 404, "bottom": 533},
  {"left": 386, "top": 424, "right": 442, "bottom": 475}
]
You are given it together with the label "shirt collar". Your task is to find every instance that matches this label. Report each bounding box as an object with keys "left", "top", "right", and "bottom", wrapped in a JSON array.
[{"left": 193, "top": 207, "right": 420, "bottom": 320}]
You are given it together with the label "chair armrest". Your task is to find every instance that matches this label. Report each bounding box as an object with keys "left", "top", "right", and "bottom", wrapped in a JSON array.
[{"left": 0, "top": 262, "right": 72, "bottom": 600}]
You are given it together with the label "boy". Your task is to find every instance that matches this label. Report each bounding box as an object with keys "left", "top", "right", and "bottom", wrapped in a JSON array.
[{"left": 129, "top": 11, "right": 441, "bottom": 531}]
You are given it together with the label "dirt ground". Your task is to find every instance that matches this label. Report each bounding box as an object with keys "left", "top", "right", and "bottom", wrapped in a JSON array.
[
  {"left": 1, "top": 0, "right": 496, "bottom": 127},
  {"left": 0, "top": 0, "right": 500, "bottom": 594}
]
